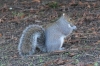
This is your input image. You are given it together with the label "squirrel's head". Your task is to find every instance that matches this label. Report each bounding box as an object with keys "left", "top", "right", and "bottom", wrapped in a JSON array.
[{"left": 62, "top": 13, "right": 77, "bottom": 30}]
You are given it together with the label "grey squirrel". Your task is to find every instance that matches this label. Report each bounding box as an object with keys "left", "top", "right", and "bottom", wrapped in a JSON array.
[{"left": 18, "top": 13, "right": 77, "bottom": 57}]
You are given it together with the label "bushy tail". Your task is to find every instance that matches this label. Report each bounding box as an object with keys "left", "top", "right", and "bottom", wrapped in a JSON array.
[{"left": 18, "top": 25, "right": 45, "bottom": 57}]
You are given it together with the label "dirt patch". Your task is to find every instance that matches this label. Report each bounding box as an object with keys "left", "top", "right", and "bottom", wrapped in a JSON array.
[{"left": 0, "top": 0, "right": 100, "bottom": 66}]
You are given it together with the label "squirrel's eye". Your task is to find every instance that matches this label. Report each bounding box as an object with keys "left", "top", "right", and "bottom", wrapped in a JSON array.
[{"left": 68, "top": 18, "right": 72, "bottom": 22}]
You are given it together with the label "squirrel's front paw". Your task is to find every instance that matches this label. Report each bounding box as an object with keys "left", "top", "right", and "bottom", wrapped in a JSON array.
[{"left": 60, "top": 47, "right": 65, "bottom": 50}]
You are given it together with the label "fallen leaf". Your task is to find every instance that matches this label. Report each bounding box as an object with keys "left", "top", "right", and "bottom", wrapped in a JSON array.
[
  {"left": 92, "top": 3, "right": 96, "bottom": 7},
  {"left": 0, "top": 19, "right": 2, "bottom": 22},
  {"left": 0, "top": 33, "right": 2, "bottom": 37},
  {"left": 68, "top": 53, "right": 76, "bottom": 57},
  {"left": 54, "top": 59, "right": 65, "bottom": 65},
  {"left": 87, "top": 4, "right": 91, "bottom": 8},
  {"left": 32, "top": 0, "right": 40, "bottom": 3},
  {"left": 79, "top": 1, "right": 84, "bottom": 6}
]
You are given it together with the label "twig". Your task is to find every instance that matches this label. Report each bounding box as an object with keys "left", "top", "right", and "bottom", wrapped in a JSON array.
[{"left": 29, "top": 50, "right": 69, "bottom": 57}]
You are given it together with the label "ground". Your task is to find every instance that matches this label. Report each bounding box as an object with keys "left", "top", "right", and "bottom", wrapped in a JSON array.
[{"left": 0, "top": 0, "right": 100, "bottom": 66}]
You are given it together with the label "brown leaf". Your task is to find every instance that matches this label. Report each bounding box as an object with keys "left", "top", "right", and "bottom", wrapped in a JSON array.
[
  {"left": 0, "top": 19, "right": 3, "bottom": 23},
  {"left": 92, "top": 31, "right": 97, "bottom": 35},
  {"left": 54, "top": 59, "right": 65, "bottom": 65},
  {"left": 97, "top": 40, "right": 100, "bottom": 43},
  {"left": 32, "top": 0, "right": 40, "bottom": 3},
  {"left": 14, "top": 37, "right": 18, "bottom": 41},
  {"left": 0, "top": 33, "right": 2, "bottom": 37},
  {"left": 91, "top": 27, "right": 95, "bottom": 30},
  {"left": 87, "top": 4, "right": 91, "bottom": 8},
  {"left": 95, "top": 40, "right": 100, "bottom": 44},
  {"left": 44, "top": 61, "right": 52, "bottom": 66},
  {"left": 20, "top": 14, "right": 25, "bottom": 19},
  {"left": 69, "top": 0, "right": 77, "bottom": 6},
  {"left": 92, "top": 3, "right": 96, "bottom": 7},
  {"left": 2, "top": 4, "right": 8, "bottom": 12},
  {"left": 78, "top": 1, "right": 84, "bottom": 6},
  {"left": 68, "top": 53, "right": 76, "bottom": 57}
]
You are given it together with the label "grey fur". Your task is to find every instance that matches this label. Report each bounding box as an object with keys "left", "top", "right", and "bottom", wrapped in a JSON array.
[
  {"left": 18, "top": 14, "right": 77, "bottom": 57},
  {"left": 18, "top": 25, "right": 46, "bottom": 57},
  {"left": 45, "top": 14, "right": 77, "bottom": 52}
]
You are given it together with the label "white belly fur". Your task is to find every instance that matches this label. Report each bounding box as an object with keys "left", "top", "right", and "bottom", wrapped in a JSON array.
[{"left": 60, "top": 36, "right": 66, "bottom": 48}]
